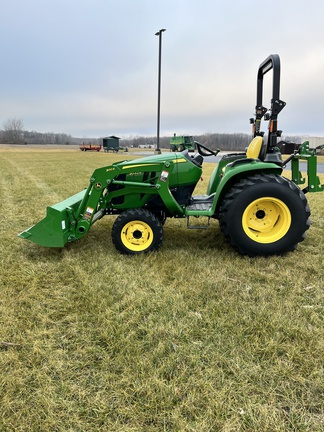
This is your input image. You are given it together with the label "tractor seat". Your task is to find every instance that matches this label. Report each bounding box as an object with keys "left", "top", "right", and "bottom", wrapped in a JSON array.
[
  {"left": 246, "top": 136, "right": 266, "bottom": 160},
  {"left": 191, "top": 154, "right": 203, "bottom": 167},
  {"left": 182, "top": 150, "right": 203, "bottom": 167}
]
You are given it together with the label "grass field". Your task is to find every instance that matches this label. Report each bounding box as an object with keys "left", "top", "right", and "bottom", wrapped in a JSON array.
[{"left": 0, "top": 146, "right": 323, "bottom": 431}]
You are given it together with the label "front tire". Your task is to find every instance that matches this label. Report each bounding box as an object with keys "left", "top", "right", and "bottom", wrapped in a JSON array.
[
  {"left": 112, "top": 209, "right": 163, "bottom": 255},
  {"left": 219, "top": 174, "right": 310, "bottom": 256}
]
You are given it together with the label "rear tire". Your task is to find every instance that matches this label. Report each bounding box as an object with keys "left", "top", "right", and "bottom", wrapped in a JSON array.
[
  {"left": 112, "top": 209, "right": 163, "bottom": 255},
  {"left": 219, "top": 174, "right": 310, "bottom": 256}
]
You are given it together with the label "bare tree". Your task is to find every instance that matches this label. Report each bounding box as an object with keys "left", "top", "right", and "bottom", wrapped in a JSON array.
[{"left": 2, "top": 118, "right": 24, "bottom": 143}]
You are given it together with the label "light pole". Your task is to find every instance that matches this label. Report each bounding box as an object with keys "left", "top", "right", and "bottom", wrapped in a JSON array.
[{"left": 155, "top": 28, "right": 166, "bottom": 154}]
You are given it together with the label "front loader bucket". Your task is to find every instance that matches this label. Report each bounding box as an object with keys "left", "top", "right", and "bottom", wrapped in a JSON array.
[{"left": 18, "top": 190, "right": 86, "bottom": 247}]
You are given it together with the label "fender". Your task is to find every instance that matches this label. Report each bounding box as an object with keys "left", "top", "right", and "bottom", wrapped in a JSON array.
[{"left": 211, "top": 159, "right": 283, "bottom": 216}]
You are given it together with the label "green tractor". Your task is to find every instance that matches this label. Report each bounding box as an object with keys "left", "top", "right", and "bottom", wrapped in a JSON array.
[
  {"left": 19, "top": 54, "right": 324, "bottom": 256},
  {"left": 170, "top": 134, "right": 196, "bottom": 152}
]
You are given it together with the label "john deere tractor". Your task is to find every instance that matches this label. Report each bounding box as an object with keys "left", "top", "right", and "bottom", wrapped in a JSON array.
[{"left": 19, "top": 54, "right": 324, "bottom": 256}]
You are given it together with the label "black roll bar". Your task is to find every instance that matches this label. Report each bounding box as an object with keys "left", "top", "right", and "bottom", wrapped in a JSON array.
[
  {"left": 253, "top": 54, "right": 286, "bottom": 151},
  {"left": 257, "top": 54, "right": 281, "bottom": 107}
]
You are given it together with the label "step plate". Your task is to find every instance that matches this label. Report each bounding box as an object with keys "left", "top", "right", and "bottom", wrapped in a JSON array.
[{"left": 186, "top": 202, "right": 213, "bottom": 212}]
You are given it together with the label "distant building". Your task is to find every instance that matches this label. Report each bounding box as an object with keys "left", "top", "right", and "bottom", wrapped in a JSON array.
[
  {"left": 301, "top": 136, "right": 324, "bottom": 147},
  {"left": 301, "top": 137, "right": 324, "bottom": 154},
  {"left": 138, "top": 144, "right": 156, "bottom": 149}
]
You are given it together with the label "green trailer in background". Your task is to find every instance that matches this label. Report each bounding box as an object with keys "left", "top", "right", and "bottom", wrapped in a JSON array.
[{"left": 103, "top": 136, "right": 121, "bottom": 152}]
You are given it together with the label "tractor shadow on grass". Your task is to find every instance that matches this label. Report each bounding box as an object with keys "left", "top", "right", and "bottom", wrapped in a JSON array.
[{"left": 21, "top": 217, "right": 235, "bottom": 262}]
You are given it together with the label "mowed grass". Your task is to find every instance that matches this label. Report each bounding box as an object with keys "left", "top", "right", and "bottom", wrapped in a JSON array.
[{"left": 0, "top": 146, "right": 323, "bottom": 431}]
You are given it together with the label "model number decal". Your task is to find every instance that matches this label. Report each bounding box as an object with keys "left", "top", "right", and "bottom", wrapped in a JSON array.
[{"left": 84, "top": 207, "right": 94, "bottom": 220}]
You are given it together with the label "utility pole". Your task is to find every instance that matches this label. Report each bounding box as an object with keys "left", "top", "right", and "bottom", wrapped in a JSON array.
[{"left": 155, "top": 28, "right": 166, "bottom": 154}]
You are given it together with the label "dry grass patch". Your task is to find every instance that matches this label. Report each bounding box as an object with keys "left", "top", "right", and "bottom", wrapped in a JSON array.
[{"left": 0, "top": 147, "right": 323, "bottom": 431}]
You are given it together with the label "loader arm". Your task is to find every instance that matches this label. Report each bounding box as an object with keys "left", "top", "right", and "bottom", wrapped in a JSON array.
[
  {"left": 72, "top": 160, "right": 184, "bottom": 239},
  {"left": 18, "top": 158, "right": 185, "bottom": 247}
]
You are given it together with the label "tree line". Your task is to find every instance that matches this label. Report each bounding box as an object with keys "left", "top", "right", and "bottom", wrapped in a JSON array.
[
  {"left": 0, "top": 117, "right": 302, "bottom": 150},
  {"left": 119, "top": 132, "right": 302, "bottom": 151},
  {"left": 0, "top": 118, "right": 99, "bottom": 145}
]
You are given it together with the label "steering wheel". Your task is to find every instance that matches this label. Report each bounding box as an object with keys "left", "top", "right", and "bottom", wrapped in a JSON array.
[{"left": 195, "top": 141, "right": 220, "bottom": 157}]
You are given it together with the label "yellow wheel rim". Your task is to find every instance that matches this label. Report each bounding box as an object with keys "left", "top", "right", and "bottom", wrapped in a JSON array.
[
  {"left": 121, "top": 220, "right": 154, "bottom": 252},
  {"left": 242, "top": 197, "right": 291, "bottom": 244}
]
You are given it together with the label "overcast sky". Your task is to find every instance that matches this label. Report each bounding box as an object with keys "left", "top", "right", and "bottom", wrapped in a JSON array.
[{"left": 1, "top": 0, "right": 324, "bottom": 138}]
